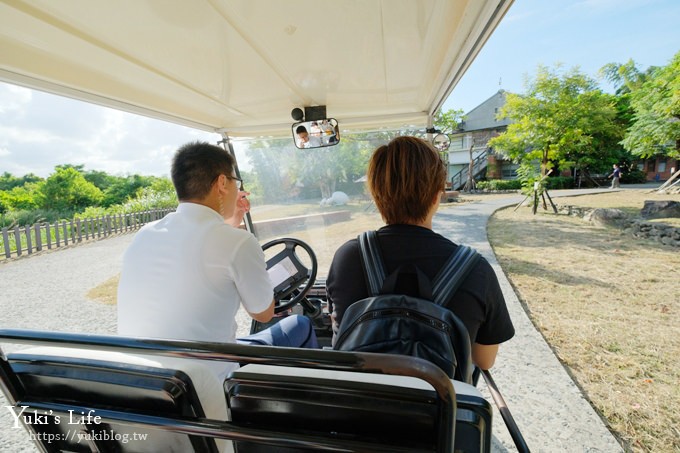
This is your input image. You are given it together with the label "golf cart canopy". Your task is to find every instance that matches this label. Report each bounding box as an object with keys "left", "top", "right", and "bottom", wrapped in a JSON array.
[{"left": 0, "top": 0, "right": 512, "bottom": 137}]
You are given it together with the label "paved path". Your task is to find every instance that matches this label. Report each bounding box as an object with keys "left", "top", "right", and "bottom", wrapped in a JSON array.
[
  {"left": 1, "top": 187, "right": 647, "bottom": 452},
  {"left": 435, "top": 189, "right": 625, "bottom": 452}
]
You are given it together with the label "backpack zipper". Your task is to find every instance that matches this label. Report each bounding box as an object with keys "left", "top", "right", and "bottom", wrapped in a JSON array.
[{"left": 337, "top": 308, "right": 450, "bottom": 345}]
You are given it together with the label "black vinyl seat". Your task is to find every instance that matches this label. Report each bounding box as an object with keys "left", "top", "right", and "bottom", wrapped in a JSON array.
[
  {"left": 6, "top": 352, "right": 220, "bottom": 453},
  {"left": 0, "top": 330, "right": 490, "bottom": 453},
  {"left": 226, "top": 364, "right": 492, "bottom": 453}
]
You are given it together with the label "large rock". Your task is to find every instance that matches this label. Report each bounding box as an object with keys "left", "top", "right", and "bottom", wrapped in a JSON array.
[
  {"left": 640, "top": 200, "right": 680, "bottom": 219},
  {"left": 585, "top": 208, "right": 627, "bottom": 227}
]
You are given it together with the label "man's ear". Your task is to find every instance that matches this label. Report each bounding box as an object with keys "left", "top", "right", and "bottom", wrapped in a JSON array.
[{"left": 214, "top": 174, "right": 227, "bottom": 194}]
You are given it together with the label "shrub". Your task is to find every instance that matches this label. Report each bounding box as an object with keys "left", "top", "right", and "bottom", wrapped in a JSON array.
[
  {"left": 545, "top": 176, "right": 574, "bottom": 190},
  {"left": 476, "top": 179, "right": 522, "bottom": 191},
  {"left": 0, "top": 209, "right": 66, "bottom": 229},
  {"left": 621, "top": 167, "right": 646, "bottom": 184}
]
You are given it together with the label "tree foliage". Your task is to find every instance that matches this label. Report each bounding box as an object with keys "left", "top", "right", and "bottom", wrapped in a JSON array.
[
  {"left": 0, "top": 172, "right": 42, "bottom": 191},
  {"left": 246, "top": 138, "right": 296, "bottom": 203},
  {"left": 244, "top": 135, "right": 372, "bottom": 202},
  {"left": 488, "top": 65, "right": 621, "bottom": 177},
  {"left": 434, "top": 108, "right": 465, "bottom": 134},
  {"left": 39, "top": 167, "right": 104, "bottom": 212},
  {"left": 101, "top": 174, "right": 159, "bottom": 207},
  {"left": 621, "top": 51, "right": 680, "bottom": 158},
  {"left": 290, "top": 136, "right": 371, "bottom": 199}
]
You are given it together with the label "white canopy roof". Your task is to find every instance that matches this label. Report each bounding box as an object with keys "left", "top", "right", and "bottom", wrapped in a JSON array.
[{"left": 0, "top": 0, "right": 513, "bottom": 137}]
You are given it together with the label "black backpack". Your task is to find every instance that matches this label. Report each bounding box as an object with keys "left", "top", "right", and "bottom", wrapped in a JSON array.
[{"left": 334, "top": 230, "right": 481, "bottom": 382}]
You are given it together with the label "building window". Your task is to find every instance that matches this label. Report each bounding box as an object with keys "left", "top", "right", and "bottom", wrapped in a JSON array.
[
  {"left": 658, "top": 160, "right": 667, "bottom": 172},
  {"left": 637, "top": 163, "right": 644, "bottom": 171},
  {"left": 501, "top": 164, "right": 519, "bottom": 179},
  {"left": 647, "top": 161, "right": 655, "bottom": 172}
]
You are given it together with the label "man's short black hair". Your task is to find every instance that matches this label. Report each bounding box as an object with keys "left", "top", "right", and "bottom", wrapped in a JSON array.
[{"left": 171, "top": 141, "right": 235, "bottom": 200}]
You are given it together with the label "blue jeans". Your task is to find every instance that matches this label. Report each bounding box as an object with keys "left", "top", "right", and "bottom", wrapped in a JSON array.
[{"left": 237, "top": 314, "right": 319, "bottom": 349}]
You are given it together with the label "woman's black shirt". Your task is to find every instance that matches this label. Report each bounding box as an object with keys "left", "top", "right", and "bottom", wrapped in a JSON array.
[{"left": 326, "top": 224, "right": 515, "bottom": 347}]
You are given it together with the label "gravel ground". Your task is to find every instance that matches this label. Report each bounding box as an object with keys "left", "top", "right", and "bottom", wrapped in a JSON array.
[
  {"left": 0, "top": 234, "right": 134, "bottom": 451},
  {"left": 0, "top": 190, "right": 631, "bottom": 452}
]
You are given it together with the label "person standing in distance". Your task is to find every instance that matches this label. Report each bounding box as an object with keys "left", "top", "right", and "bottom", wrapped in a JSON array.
[
  {"left": 117, "top": 141, "right": 318, "bottom": 380},
  {"left": 608, "top": 164, "right": 622, "bottom": 189}
]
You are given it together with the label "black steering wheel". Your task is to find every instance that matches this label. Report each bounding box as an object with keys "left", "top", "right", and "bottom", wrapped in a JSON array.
[{"left": 261, "top": 238, "right": 318, "bottom": 313}]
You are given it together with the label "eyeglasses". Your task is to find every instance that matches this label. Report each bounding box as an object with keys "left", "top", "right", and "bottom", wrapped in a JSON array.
[{"left": 226, "top": 175, "right": 243, "bottom": 190}]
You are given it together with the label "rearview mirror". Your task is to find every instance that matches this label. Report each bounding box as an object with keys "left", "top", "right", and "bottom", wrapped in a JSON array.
[
  {"left": 432, "top": 133, "right": 451, "bottom": 151},
  {"left": 292, "top": 118, "right": 340, "bottom": 149}
]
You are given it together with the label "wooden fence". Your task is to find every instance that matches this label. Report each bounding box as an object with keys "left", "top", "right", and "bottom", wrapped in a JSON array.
[{"left": 1, "top": 208, "right": 174, "bottom": 260}]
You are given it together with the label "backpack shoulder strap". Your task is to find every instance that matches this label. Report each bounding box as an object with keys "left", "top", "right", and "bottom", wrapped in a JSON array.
[
  {"left": 357, "top": 230, "right": 386, "bottom": 297},
  {"left": 431, "top": 245, "right": 481, "bottom": 306}
]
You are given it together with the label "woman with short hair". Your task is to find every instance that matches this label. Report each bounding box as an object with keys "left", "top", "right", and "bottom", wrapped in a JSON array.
[{"left": 327, "top": 136, "right": 514, "bottom": 370}]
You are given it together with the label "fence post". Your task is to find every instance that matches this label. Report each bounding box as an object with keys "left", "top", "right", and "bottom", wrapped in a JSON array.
[
  {"left": 75, "top": 219, "right": 82, "bottom": 243},
  {"left": 25, "top": 225, "right": 32, "bottom": 254},
  {"left": 46, "top": 222, "right": 52, "bottom": 250},
  {"left": 63, "top": 221, "right": 69, "bottom": 246},
  {"left": 13, "top": 226, "right": 21, "bottom": 256},
  {"left": 34, "top": 224, "right": 42, "bottom": 251},
  {"left": 2, "top": 227, "right": 11, "bottom": 258},
  {"left": 55, "top": 221, "right": 61, "bottom": 247}
]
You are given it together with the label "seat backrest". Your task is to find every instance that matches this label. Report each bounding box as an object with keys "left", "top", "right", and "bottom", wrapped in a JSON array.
[
  {"left": 6, "top": 348, "right": 224, "bottom": 453},
  {"left": 0, "top": 330, "right": 477, "bottom": 452},
  {"left": 226, "top": 364, "right": 492, "bottom": 453}
]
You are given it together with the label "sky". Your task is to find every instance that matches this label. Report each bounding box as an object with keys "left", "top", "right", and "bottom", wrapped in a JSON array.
[{"left": 1, "top": 0, "right": 679, "bottom": 179}]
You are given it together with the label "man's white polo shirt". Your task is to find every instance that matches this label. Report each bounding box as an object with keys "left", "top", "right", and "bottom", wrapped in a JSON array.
[{"left": 117, "top": 202, "right": 273, "bottom": 378}]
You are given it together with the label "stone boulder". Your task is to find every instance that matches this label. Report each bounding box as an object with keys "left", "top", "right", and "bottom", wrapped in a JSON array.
[
  {"left": 640, "top": 200, "right": 680, "bottom": 219},
  {"left": 585, "top": 208, "right": 627, "bottom": 227}
]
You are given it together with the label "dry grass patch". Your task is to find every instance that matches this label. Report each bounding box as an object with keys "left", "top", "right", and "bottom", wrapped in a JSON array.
[
  {"left": 488, "top": 190, "right": 680, "bottom": 452},
  {"left": 86, "top": 275, "right": 120, "bottom": 305},
  {"left": 554, "top": 189, "right": 679, "bottom": 216}
]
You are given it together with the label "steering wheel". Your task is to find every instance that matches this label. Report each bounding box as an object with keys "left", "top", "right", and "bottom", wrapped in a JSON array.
[{"left": 261, "top": 238, "right": 318, "bottom": 313}]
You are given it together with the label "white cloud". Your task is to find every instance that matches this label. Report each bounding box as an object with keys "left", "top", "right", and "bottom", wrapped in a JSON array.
[
  {"left": 0, "top": 81, "right": 220, "bottom": 178},
  {"left": 0, "top": 84, "right": 32, "bottom": 115}
]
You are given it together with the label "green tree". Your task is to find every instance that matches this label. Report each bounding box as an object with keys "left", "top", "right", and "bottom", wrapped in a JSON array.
[
  {"left": 84, "top": 169, "right": 117, "bottom": 192},
  {"left": 0, "top": 172, "right": 42, "bottom": 191},
  {"left": 621, "top": 51, "right": 680, "bottom": 159},
  {"left": 0, "top": 183, "right": 41, "bottom": 211},
  {"left": 246, "top": 138, "right": 296, "bottom": 203},
  {"left": 434, "top": 108, "right": 465, "bottom": 134},
  {"left": 39, "top": 167, "right": 103, "bottom": 212},
  {"left": 55, "top": 163, "right": 86, "bottom": 173},
  {"left": 102, "top": 174, "right": 156, "bottom": 207},
  {"left": 291, "top": 137, "right": 371, "bottom": 199},
  {"left": 489, "top": 65, "right": 620, "bottom": 178},
  {"left": 599, "top": 59, "right": 657, "bottom": 96}
]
